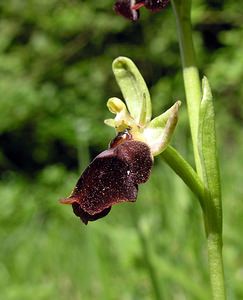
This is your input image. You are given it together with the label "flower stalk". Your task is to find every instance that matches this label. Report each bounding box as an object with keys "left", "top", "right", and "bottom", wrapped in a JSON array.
[
  {"left": 171, "top": 0, "right": 203, "bottom": 177},
  {"left": 161, "top": 145, "right": 205, "bottom": 209},
  {"left": 171, "top": 0, "right": 226, "bottom": 299}
]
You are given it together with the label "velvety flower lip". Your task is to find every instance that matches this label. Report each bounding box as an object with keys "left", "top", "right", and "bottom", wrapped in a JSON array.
[
  {"left": 60, "top": 130, "right": 153, "bottom": 224},
  {"left": 72, "top": 203, "right": 111, "bottom": 225},
  {"left": 114, "top": 0, "right": 170, "bottom": 20}
]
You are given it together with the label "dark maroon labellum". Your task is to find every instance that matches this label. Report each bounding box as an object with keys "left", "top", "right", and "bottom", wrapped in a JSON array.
[{"left": 60, "top": 131, "right": 153, "bottom": 224}]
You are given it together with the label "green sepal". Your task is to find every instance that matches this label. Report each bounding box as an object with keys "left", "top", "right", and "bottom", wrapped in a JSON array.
[
  {"left": 149, "top": 101, "right": 181, "bottom": 129},
  {"left": 144, "top": 101, "right": 181, "bottom": 156},
  {"left": 112, "top": 57, "right": 152, "bottom": 126}
]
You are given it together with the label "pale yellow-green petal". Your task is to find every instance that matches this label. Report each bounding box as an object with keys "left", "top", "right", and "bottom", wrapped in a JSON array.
[{"left": 112, "top": 56, "right": 152, "bottom": 126}]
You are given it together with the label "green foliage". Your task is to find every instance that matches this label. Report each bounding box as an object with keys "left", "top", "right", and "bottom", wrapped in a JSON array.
[{"left": 0, "top": 0, "right": 242, "bottom": 299}]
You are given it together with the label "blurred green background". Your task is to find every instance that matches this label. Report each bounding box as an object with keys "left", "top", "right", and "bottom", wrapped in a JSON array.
[{"left": 0, "top": 0, "right": 242, "bottom": 299}]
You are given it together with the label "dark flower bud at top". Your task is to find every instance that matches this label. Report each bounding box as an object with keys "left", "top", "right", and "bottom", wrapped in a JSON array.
[
  {"left": 114, "top": 0, "right": 169, "bottom": 20},
  {"left": 114, "top": 0, "right": 139, "bottom": 21},
  {"left": 60, "top": 130, "right": 153, "bottom": 225},
  {"left": 136, "top": 0, "right": 170, "bottom": 11}
]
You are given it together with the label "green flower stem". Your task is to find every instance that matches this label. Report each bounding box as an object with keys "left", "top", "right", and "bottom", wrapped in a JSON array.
[
  {"left": 207, "top": 232, "right": 226, "bottom": 300},
  {"left": 170, "top": 1, "right": 226, "bottom": 299},
  {"left": 171, "top": 0, "right": 202, "bottom": 177},
  {"left": 162, "top": 145, "right": 204, "bottom": 209}
]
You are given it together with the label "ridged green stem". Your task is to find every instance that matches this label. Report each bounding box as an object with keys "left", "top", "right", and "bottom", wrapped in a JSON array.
[
  {"left": 170, "top": 1, "right": 226, "bottom": 299},
  {"left": 171, "top": 0, "right": 202, "bottom": 178}
]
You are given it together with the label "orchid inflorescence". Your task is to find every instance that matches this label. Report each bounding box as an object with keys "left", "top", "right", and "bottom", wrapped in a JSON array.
[{"left": 60, "top": 57, "right": 179, "bottom": 224}]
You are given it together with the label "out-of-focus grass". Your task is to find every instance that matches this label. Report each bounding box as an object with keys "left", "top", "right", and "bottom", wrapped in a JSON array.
[
  {"left": 1, "top": 138, "right": 243, "bottom": 299},
  {"left": 0, "top": 0, "right": 243, "bottom": 299}
]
